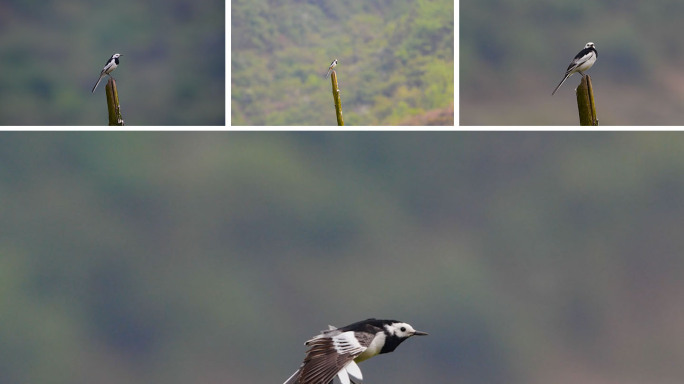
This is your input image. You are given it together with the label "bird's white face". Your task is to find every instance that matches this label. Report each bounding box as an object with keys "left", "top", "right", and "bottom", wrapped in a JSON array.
[
  {"left": 585, "top": 42, "right": 595, "bottom": 49},
  {"left": 113, "top": 53, "right": 122, "bottom": 59},
  {"left": 386, "top": 322, "right": 420, "bottom": 338}
]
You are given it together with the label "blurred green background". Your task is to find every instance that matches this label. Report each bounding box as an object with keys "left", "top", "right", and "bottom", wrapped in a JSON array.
[
  {"left": 0, "top": 0, "right": 224, "bottom": 125},
  {"left": 2, "top": 132, "right": 684, "bottom": 383},
  {"left": 461, "top": 0, "right": 684, "bottom": 125},
  {"left": 231, "top": 0, "right": 454, "bottom": 125}
]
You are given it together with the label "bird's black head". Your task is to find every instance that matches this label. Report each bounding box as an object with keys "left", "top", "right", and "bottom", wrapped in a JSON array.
[{"left": 379, "top": 320, "right": 428, "bottom": 354}]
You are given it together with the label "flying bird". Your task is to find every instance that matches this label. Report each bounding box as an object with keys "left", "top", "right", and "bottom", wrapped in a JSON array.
[{"left": 283, "top": 318, "right": 427, "bottom": 384}]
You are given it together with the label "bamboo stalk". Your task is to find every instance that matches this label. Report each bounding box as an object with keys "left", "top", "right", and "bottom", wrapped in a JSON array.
[
  {"left": 576, "top": 75, "right": 598, "bottom": 126},
  {"left": 330, "top": 71, "right": 344, "bottom": 126},
  {"left": 105, "top": 77, "right": 125, "bottom": 126}
]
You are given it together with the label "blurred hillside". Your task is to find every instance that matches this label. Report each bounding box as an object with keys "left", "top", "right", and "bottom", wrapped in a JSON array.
[
  {"left": 461, "top": 0, "right": 684, "bottom": 125},
  {"left": 2, "top": 133, "right": 684, "bottom": 383},
  {"left": 0, "top": 0, "right": 224, "bottom": 125},
  {"left": 231, "top": 0, "right": 454, "bottom": 125}
]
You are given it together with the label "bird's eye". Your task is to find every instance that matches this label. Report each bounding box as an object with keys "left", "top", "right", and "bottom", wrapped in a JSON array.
[{"left": 401, "top": 327, "right": 406, "bottom": 332}]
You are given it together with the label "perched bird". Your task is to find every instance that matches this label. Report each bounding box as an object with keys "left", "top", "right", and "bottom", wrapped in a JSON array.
[
  {"left": 552, "top": 42, "right": 597, "bottom": 95},
  {"left": 92, "top": 53, "right": 122, "bottom": 93},
  {"left": 324, "top": 59, "right": 338, "bottom": 79},
  {"left": 283, "top": 318, "right": 427, "bottom": 384}
]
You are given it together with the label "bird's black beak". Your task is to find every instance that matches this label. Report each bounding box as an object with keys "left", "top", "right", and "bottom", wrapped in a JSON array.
[{"left": 413, "top": 330, "right": 428, "bottom": 336}]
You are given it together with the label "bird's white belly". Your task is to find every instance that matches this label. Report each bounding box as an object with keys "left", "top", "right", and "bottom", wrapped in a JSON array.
[
  {"left": 576, "top": 55, "right": 596, "bottom": 72},
  {"left": 355, "top": 332, "right": 385, "bottom": 362}
]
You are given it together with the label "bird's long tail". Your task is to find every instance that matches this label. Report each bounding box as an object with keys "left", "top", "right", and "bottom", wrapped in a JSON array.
[
  {"left": 91, "top": 74, "right": 105, "bottom": 93},
  {"left": 551, "top": 73, "right": 571, "bottom": 95},
  {"left": 283, "top": 369, "right": 300, "bottom": 384},
  {"left": 325, "top": 69, "right": 333, "bottom": 79}
]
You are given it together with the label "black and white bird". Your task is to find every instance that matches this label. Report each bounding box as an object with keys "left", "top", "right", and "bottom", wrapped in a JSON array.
[
  {"left": 91, "top": 53, "right": 122, "bottom": 93},
  {"left": 552, "top": 42, "right": 597, "bottom": 95},
  {"left": 324, "top": 59, "right": 338, "bottom": 79},
  {"left": 283, "top": 318, "right": 427, "bottom": 384}
]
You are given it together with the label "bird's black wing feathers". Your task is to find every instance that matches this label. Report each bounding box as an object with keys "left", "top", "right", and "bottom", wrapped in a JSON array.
[
  {"left": 573, "top": 47, "right": 593, "bottom": 61},
  {"left": 338, "top": 318, "right": 393, "bottom": 333},
  {"left": 566, "top": 47, "right": 596, "bottom": 71}
]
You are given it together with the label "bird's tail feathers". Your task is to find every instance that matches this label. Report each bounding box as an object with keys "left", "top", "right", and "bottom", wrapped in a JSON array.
[
  {"left": 551, "top": 74, "right": 571, "bottom": 95},
  {"left": 333, "top": 363, "right": 364, "bottom": 384},
  {"left": 91, "top": 75, "right": 104, "bottom": 93},
  {"left": 283, "top": 369, "right": 300, "bottom": 384},
  {"left": 345, "top": 361, "right": 363, "bottom": 381}
]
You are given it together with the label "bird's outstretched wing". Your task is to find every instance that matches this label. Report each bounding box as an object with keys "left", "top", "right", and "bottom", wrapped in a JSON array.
[{"left": 284, "top": 331, "right": 369, "bottom": 384}]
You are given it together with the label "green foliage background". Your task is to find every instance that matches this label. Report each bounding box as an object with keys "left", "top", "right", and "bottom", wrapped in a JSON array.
[
  {"left": 3, "top": 133, "right": 684, "bottom": 383},
  {"left": 0, "top": 0, "right": 224, "bottom": 125},
  {"left": 231, "top": 0, "right": 454, "bottom": 125}
]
